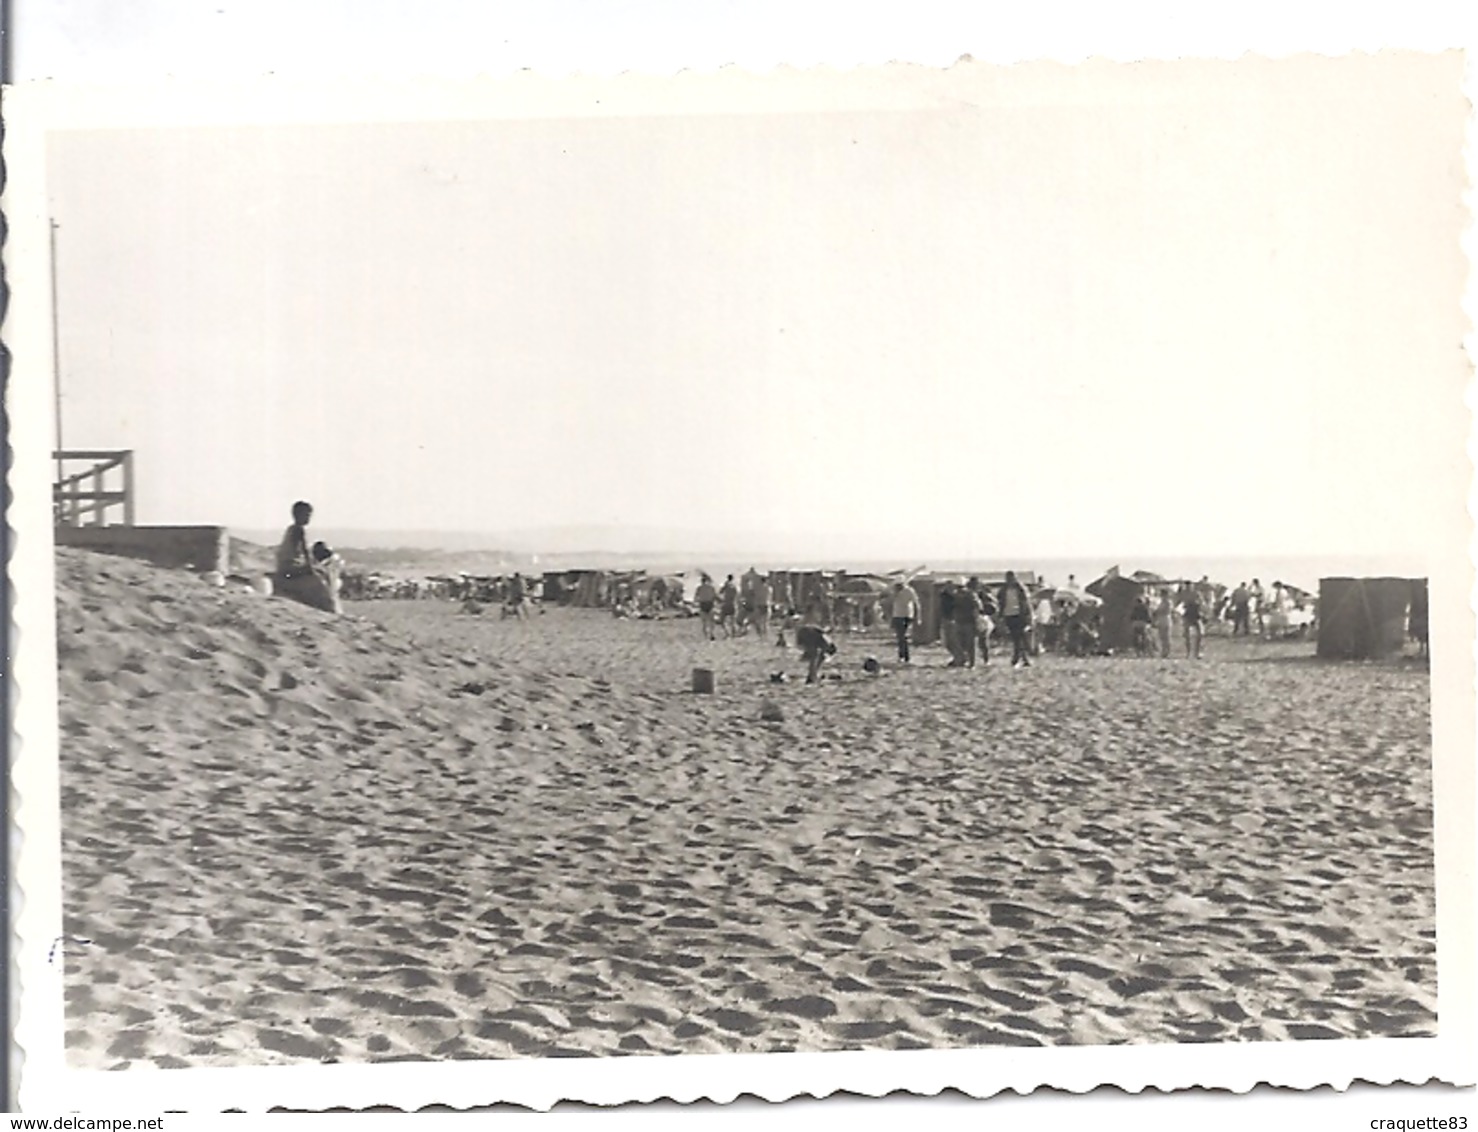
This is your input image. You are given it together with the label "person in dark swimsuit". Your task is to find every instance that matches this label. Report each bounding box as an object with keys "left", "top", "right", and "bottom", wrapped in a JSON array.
[
  {"left": 694, "top": 574, "right": 718, "bottom": 640},
  {"left": 719, "top": 575, "right": 739, "bottom": 638},
  {"left": 1179, "top": 582, "right": 1204, "bottom": 659}
]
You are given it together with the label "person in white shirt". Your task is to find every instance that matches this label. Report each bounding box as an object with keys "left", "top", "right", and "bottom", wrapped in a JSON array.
[
  {"left": 1249, "top": 578, "right": 1266, "bottom": 637},
  {"left": 890, "top": 580, "right": 920, "bottom": 664},
  {"left": 1034, "top": 592, "right": 1055, "bottom": 655},
  {"left": 1153, "top": 587, "right": 1176, "bottom": 658}
]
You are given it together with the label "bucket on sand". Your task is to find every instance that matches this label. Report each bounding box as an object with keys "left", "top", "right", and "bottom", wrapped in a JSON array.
[{"left": 691, "top": 667, "right": 716, "bottom": 694}]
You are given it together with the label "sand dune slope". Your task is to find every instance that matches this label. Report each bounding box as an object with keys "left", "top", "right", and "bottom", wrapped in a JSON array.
[{"left": 53, "top": 550, "right": 1437, "bottom": 1068}]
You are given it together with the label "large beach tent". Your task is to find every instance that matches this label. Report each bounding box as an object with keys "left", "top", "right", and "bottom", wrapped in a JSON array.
[
  {"left": 911, "top": 576, "right": 941, "bottom": 645},
  {"left": 1409, "top": 578, "right": 1429, "bottom": 649},
  {"left": 544, "top": 570, "right": 590, "bottom": 606},
  {"left": 1085, "top": 572, "right": 1147, "bottom": 652},
  {"left": 629, "top": 573, "right": 684, "bottom": 607},
  {"left": 1280, "top": 582, "right": 1316, "bottom": 606},
  {"left": 838, "top": 574, "right": 891, "bottom": 595},
  {"left": 1316, "top": 576, "right": 1424, "bottom": 659},
  {"left": 557, "top": 570, "right": 610, "bottom": 607}
]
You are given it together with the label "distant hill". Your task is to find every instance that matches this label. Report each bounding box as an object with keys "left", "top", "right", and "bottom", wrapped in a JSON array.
[
  {"left": 230, "top": 529, "right": 520, "bottom": 554},
  {"left": 228, "top": 537, "right": 274, "bottom": 577},
  {"left": 332, "top": 546, "right": 524, "bottom": 576},
  {"left": 228, "top": 525, "right": 796, "bottom": 573}
]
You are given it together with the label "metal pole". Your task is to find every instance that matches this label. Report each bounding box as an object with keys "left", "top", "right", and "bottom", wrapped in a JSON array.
[{"left": 50, "top": 219, "right": 64, "bottom": 500}]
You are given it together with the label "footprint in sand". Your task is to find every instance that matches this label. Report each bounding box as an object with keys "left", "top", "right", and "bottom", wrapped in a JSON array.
[
  {"left": 764, "top": 995, "right": 838, "bottom": 1021},
  {"left": 257, "top": 1028, "right": 336, "bottom": 1061},
  {"left": 704, "top": 1008, "right": 767, "bottom": 1036}
]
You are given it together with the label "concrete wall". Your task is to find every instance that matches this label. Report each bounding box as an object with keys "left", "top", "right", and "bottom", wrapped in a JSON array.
[{"left": 55, "top": 525, "right": 230, "bottom": 575}]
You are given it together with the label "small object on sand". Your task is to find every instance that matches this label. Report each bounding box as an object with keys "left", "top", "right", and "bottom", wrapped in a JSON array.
[
  {"left": 691, "top": 667, "right": 716, "bottom": 694},
  {"left": 201, "top": 570, "right": 225, "bottom": 587},
  {"left": 769, "top": 671, "right": 788, "bottom": 684},
  {"left": 760, "top": 700, "right": 785, "bottom": 723},
  {"left": 461, "top": 600, "right": 484, "bottom": 615},
  {"left": 862, "top": 656, "right": 880, "bottom": 675},
  {"left": 496, "top": 715, "right": 521, "bottom": 732}
]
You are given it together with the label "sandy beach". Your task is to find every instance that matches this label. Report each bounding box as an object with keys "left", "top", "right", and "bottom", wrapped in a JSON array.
[{"left": 55, "top": 548, "right": 1437, "bottom": 1068}]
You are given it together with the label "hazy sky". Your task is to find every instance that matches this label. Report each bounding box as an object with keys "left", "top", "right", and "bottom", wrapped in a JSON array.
[{"left": 45, "top": 55, "right": 1468, "bottom": 561}]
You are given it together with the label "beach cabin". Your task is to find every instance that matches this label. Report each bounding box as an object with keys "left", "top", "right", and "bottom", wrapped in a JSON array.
[
  {"left": 1086, "top": 573, "right": 1146, "bottom": 653},
  {"left": 1316, "top": 576, "right": 1425, "bottom": 659}
]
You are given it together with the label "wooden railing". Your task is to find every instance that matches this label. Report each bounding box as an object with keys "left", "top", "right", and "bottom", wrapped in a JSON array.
[{"left": 53, "top": 450, "right": 135, "bottom": 527}]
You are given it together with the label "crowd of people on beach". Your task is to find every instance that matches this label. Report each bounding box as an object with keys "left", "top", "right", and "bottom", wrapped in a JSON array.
[
  {"left": 679, "top": 567, "right": 1327, "bottom": 683},
  {"left": 269, "top": 500, "right": 1333, "bottom": 682},
  {"left": 691, "top": 571, "right": 776, "bottom": 641}
]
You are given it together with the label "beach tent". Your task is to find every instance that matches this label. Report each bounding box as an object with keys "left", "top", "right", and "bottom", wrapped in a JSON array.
[
  {"left": 543, "top": 570, "right": 600, "bottom": 605},
  {"left": 796, "top": 571, "right": 829, "bottom": 615},
  {"left": 1087, "top": 573, "right": 1146, "bottom": 652},
  {"left": 570, "top": 570, "right": 610, "bottom": 608},
  {"left": 1316, "top": 577, "right": 1418, "bottom": 659},
  {"left": 1409, "top": 578, "right": 1429, "bottom": 650},
  {"left": 909, "top": 577, "right": 941, "bottom": 645}
]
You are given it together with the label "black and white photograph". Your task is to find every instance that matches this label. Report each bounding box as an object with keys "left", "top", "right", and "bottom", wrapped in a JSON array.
[{"left": 5, "top": 39, "right": 1474, "bottom": 1115}]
